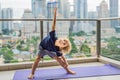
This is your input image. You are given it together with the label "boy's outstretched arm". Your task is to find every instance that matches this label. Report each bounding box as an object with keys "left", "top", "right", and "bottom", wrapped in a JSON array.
[{"left": 52, "top": 8, "right": 57, "bottom": 31}]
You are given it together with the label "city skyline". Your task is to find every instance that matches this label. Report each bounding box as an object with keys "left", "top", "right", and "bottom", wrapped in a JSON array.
[{"left": 0, "top": 0, "right": 119, "bottom": 18}]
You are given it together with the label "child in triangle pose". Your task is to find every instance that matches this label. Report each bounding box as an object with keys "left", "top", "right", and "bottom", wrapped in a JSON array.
[{"left": 28, "top": 8, "right": 76, "bottom": 79}]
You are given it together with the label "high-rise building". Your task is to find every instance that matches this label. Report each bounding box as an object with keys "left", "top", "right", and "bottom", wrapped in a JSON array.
[
  {"left": 21, "top": 9, "right": 37, "bottom": 38},
  {"left": 57, "top": 0, "right": 70, "bottom": 18},
  {"left": 47, "top": 1, "right": 57, "bottom": 18},
  {"left": 0, "top": 3, "right": 2, "bottom": 33},
  {"left": 2, "top": 8, "right": 13, "bottom": 35},
  {"left": 57, "top": 0, "right": 62, "bottom": 16},
  {"left": 109, "top": 0, "right": 119, "bottom": 28},
  {"left": 13, "top": 22, "right": 21, "bottom": 31},
  {"left": 98, "top": 0, "right": 115, "bottom": 38},
  {"left": 12, "top": 22, "right": 21, "bottom": 37},
  {"left": 88, "top": 11, "right": 97, "bottom": 26},
  {"left": 31, "top": 0, "right": 46, "bottom": 18},
  {"left": 73, "top": 0, "right": 88, "bottom": 33},
  {"left": 31, "top": 0, "right": 46, "bottom": 32},
  {"left": 74, "top": 0, "right": 87, "bottom": 19},
  {"left": 45, "top": 0, "right": 70, "bottom": 37},
  {"left": 98, "top": 0, "right": 110, "bottom": 28}
]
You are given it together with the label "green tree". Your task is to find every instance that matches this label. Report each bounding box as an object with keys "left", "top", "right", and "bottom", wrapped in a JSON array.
[
  {"left": 16, "top": 40, "right": 23, "bottom": 53},
  {"left": 91, "top": 30, "right": 96, "bottom": 35},
  {"left": 30, "top": 36, "right": 40, "bottom": 54},
  {"left": 69, "top": 37, "right": 78, "bottom": 55},
  {"left": 69, "top": 31, "right": 87, "bottom": 37},
  {"left": 0, "top": 33, "right": 2, "bottom": 37},
  {"left": 25, "top": 36, "right": 40, "bottom": 55},
  {"left": 101, "top": 36, "right": 120, "bottom": 61},
  {"left": 76, "top": 31, "right": 87, "bottom": 36},
  {"left": 69, "top": 32, "right": 76, "bottom": 36},
  {"left": 81, "top": 43, "right": 91, "bottom": 56},
  {"left": 101, "top": 48, "right": 112, "bottom": 56},
  {"left": 16, "top": 44, "right": 22, "bottom": 52},
  {"left": 2, "top": 29, "right": 10, "bottom": 35},
  {"left": 0, "top": 48, "right": 14, "bottom": 63},
  {"left": 107, "top": 37, "right": 120, "bottom": 54}
]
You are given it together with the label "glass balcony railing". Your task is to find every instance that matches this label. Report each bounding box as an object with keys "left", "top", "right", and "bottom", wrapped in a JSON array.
[
  {"left": 100, "top": 18, "right": 120, "bottom": 61},
  {"left": 0, "top": 18, "right": 120, "bottom": 64}
]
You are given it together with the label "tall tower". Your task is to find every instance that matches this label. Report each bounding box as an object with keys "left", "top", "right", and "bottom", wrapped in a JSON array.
[
  {"left": 31, "top": 0, "right": 46, "bottom": 18},
  {"left": 73, "top": 0, "right": 88, "bottom": 32},
  {"left": 21, "top": 9, "right": 35, "bottom": 38},
  {"left": 2, "top": 8, "right": 13, "bottom": 35},
  {"left": 57, "top": 0, "right": 70, "bottom": 18},
  {"left": 47, "top": 0, "right": 57, "bottom": 18},
  {"left": 109, "top": 0, "right": 119, "bottom": 28},
  {"left": 74, "top": 0, "right": 87, "bottom": 19},
  {"left": 98, "top": 0, "right": 110, "bottom": 28},
  {"left": 0, "top": 3, "right": 2, "bottom": 33},
  {"left": 98, "top": 0, "right": 115, "bottom": 38},
  {"left": 31, "top": 0, "right": 46, "bottom": 32}
]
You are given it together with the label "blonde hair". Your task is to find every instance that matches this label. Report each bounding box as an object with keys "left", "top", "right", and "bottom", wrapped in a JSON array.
[{"left": 61, "top": 38, "right": 72, "bottom": 54}]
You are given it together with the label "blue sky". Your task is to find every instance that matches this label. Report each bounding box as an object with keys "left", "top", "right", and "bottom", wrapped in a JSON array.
[{"left": 0, "top": 0, "right": 119, "bottom": 18}]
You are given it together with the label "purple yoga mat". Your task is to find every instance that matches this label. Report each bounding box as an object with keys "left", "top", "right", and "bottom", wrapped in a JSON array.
[{"left": 13, "top": 64, "right": 120, "bottom": 80}]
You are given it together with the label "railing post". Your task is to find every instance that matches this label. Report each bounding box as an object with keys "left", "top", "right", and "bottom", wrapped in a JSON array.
[
  {"left": 40, "top": 21, "right": 43, "bottom": 40},
  {"left": 97, "top": 20, "right": 101, "bottom": 58}
]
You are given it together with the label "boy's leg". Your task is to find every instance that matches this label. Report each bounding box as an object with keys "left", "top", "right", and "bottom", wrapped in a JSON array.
[
  {"left": 53, "top": 56, "right": 76, "bottom": 74},
  {"left": 28, "top": 55, "right": 41, "bottom": 79}
]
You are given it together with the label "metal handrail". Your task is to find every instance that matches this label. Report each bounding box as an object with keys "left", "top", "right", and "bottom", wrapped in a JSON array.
[
  {"left": 0, "top": 17, "right": 120, "bottom": 21},
  {"left": 98, "top": 17, "right": 120, "bottom": 21},
  {"left": 0, "top": 18, "right": 98, "bottom": 21}
]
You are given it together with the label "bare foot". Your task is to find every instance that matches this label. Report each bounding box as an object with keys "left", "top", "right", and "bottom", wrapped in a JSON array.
[
  {"left": 28, "top": 74, "right": 34, "bottom": 79},
  {"left": 67, "top": 70, "right": 76, "bottom": 74}
]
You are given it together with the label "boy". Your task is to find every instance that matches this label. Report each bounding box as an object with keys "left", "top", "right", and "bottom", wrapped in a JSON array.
[{"left": 28, "top": 8, "right": 76, "bottom": 79}]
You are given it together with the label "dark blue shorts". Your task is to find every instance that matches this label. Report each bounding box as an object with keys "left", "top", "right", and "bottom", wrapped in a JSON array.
[{"left": 37, "top": 46, "right": 57, "bottom": 58}]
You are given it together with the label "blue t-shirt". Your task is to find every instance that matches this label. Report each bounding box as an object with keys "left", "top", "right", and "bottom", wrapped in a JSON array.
[{"left": 40, "top": 31, "right": 62, "bottom": 57}]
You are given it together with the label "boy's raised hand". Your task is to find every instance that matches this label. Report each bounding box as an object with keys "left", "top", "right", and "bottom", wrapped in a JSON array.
[
  {"left": 54, "top": 7, "right": 57, "bottom": 12},
  {"left": 54, "top": 7, "right": 57, "bottom": 15},
  {"left": 52, "top": 8, "right": 57, "bottom": 31}
]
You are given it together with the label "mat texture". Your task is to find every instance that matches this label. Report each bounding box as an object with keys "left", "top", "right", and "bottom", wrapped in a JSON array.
[{"left": 13, "top": 64, "right": 120, "bottom": 80}]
